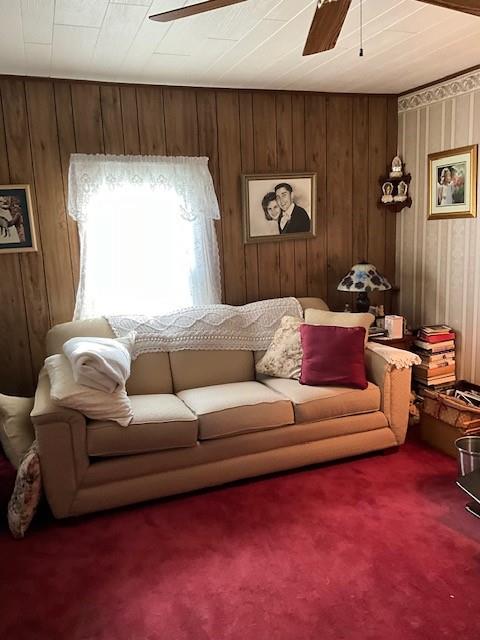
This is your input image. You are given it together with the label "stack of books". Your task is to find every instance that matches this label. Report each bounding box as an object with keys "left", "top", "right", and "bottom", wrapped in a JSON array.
[
  {"left": 368, "top": 326, "right": 388, "bottom": 338},
  {"left": 413, "top": 324, "right": 456, "bottom": 394}
]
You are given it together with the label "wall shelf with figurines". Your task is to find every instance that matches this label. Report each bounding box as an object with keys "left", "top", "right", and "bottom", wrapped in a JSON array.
[{"left": 377, "top": 156, "right": 412, "bottom": 212}]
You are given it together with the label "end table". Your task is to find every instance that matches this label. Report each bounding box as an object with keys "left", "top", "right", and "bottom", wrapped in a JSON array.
[{"left": 368, "top": 334, "right": 415, "bottom": 351}]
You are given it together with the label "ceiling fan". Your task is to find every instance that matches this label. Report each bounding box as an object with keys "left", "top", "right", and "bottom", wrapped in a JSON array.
[{"left": 149, "top": 0, "right": 480, "bottom": 56}]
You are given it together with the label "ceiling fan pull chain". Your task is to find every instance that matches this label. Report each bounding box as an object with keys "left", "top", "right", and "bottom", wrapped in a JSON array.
[{"left": 359, "top": 0, "right": 364, "bottom": 57}]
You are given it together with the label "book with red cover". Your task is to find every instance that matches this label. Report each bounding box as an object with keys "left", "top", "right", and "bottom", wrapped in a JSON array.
[
  {"left": 417, "top": 332, "right": 455, "bottom": 343},
  {"left": 414, "top": 339, "right": 455, "bottom": 352}
]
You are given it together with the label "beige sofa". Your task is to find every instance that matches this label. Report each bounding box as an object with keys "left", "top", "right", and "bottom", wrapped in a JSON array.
[{"left": 31, "top": 298, "right": 412, "bottom": 519}]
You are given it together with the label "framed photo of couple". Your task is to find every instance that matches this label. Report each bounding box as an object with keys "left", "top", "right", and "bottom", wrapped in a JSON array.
[
  {"left": 428, "top": 145, "right": 477, "bottom": 220},
  {"left": 242, "top": 172, "right": 316, "bottom": 243}
]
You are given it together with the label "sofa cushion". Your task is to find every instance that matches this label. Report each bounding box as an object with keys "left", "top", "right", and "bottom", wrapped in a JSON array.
[
  {"left": 304, "top": 308, "right": 374, "bottom": 345},
  {"left": 177, "top": 381, "right": 294, "bottom": 440},
  {"left": 169, "top": 350, "right": 255, "bottom": 392},
  {"left": 261, "top": 377, "right": 380, "bottom": 423},
  {"left": 127, "top": 352, "right": 173, "bottom": 395},
  {"left": 87, "top": 394, "right": 198, "bottom": 457}
]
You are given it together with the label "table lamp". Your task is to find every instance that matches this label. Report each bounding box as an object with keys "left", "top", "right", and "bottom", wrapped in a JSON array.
[{"left": 337, "top": 262, "right": 392, "bottom": 312}]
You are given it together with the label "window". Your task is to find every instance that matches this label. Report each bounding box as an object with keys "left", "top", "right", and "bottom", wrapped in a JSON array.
[{"left": 68, "top": 154, "right": 221, "bottom": 320}]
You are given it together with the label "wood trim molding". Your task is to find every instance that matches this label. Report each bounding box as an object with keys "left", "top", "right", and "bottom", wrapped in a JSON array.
[
  {"left": 0, "top": 73, "right": 396, "bottom": 99},
  {"left": 398, "top": 66, "right": 480, "bottom": 113}
]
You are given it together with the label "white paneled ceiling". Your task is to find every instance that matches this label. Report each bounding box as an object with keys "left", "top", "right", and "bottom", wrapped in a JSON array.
[{"left": 1, "top": 0, "right": 479, "bottom": 93}]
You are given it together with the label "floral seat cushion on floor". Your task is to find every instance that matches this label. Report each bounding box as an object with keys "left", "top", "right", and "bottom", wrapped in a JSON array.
[{"left": 8, "top": 441, "right": 42, "bottom": 539}]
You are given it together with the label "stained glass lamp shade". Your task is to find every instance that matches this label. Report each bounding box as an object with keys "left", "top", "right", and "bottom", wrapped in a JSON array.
[{"left": 337, "top": 262, "right": 392, "bottom": 312}]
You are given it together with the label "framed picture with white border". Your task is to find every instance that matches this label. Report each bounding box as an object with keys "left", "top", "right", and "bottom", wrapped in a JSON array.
[{"left": 428, "top": 145, "right": 477, "bottom": 220}]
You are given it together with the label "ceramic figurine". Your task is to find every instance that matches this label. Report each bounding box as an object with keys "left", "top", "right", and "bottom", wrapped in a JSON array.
[
  {"left": 390, "top": 155, "right": 403, "bottom": 178},
  {"left": 394, "top": 180, "right": 408, "bottom": 202},
  {"left": 381, "top": 181, "right": 394, "bottom": 203}
]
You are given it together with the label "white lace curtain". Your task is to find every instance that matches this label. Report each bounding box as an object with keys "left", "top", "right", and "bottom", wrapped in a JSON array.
[{"left": 68, "top": 154, "right": 222, "bottom": 320}]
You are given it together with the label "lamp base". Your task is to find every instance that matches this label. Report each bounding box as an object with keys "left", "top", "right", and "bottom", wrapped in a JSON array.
[{"left": 356, "top": 292, "right": 370, "bottom": 313}]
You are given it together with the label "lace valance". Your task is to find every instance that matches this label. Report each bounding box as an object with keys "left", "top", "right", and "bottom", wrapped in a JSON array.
[{"left": 68, "top": 154, "right": 220, "bottom": 223}]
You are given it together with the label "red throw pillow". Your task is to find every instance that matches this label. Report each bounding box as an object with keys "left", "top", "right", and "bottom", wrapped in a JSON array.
[{"left": 299, "top": 324, "right": 368, "bottom": 389}]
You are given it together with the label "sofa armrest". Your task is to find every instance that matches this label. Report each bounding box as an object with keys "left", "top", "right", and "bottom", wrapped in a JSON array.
[
  {"left": 31, "top": 369, "right": 89, "bottom": 517},
  {"left": 365, "top": 347, "right": 412, "bottom": 445}
]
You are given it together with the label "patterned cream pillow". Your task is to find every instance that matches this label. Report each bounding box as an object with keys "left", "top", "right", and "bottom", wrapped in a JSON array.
[
  {"left": 8, "top": 441, "right": 42, "bottom": 539},
  {"left": 256, "top": 316, "right": 303, "bottom": 380}
]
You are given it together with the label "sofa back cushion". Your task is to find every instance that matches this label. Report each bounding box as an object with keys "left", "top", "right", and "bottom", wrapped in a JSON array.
[
  {"left": 46, "top": 319, "right": 173, "bottom": 395},
  {"left": 126, "top": 353, "right": 173, "bottom": 395},
  {"left": 303, "top": 308, "right": 373, "bottom": 345},
  {"left": 169, "top": 350, "right": 255, "bottom": 392},
  {"left": 298, "top": 297, "right": 329, "bottom": 312}
]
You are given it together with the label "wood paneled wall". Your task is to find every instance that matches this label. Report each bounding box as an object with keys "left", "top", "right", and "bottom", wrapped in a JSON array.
[{"left": 0, "top": 76, "right": 397, "bottom": 395}]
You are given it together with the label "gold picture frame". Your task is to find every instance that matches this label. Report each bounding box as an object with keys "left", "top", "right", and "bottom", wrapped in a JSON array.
[
  {"left": 242, "top": 172, "right": 317, "bottom": 243},
  {"left": 428, "top": 144, "right": 477, "bottom": 220},
  {"left": 0, "top": 184, "right": 37, "bottom": 253}
]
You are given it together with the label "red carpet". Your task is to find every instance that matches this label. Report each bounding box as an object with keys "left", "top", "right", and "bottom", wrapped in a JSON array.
[{"left": 1, "top": 440, "right": 479, "bottom": 640}]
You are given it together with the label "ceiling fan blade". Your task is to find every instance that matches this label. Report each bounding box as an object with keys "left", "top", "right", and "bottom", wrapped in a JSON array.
[
  {"left": 149, "top": 0, "right": 247, "bottom": 23},
  {"left": 416, "top": 0, "right": 480, "bottom": 16},
  {"left": 303, "top": 0, "right": 352, "bottom": 56}
]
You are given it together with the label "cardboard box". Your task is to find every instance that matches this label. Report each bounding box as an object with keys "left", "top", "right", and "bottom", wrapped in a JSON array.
[{"left": 419, "top": 411, "right": 461, "bottom": 458}]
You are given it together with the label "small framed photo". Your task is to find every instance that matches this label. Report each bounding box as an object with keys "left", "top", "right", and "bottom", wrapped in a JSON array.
[
  {"left": 242, "top": 172, "right": 316, "bottom": 243},
  {"left": 428, "top": 145, "right": 477, "bottom": 220},
  {"left": 0, "top": 185, "right": 37, "bottom": 253}
]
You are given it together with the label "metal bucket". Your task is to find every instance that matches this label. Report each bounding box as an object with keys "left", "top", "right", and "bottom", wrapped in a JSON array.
[{"left": 455, "top": 436, "right": 480, "bottom": 476}]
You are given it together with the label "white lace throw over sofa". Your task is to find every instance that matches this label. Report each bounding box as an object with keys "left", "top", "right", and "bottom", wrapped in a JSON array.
[{"left": 31, "top": 298, "right": 414, "bottom": 519}]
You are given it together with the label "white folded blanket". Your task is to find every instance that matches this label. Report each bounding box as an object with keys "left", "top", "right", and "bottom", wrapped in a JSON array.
[{"left": 63, "top": 334, "right": 134, "bottom": 393}]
